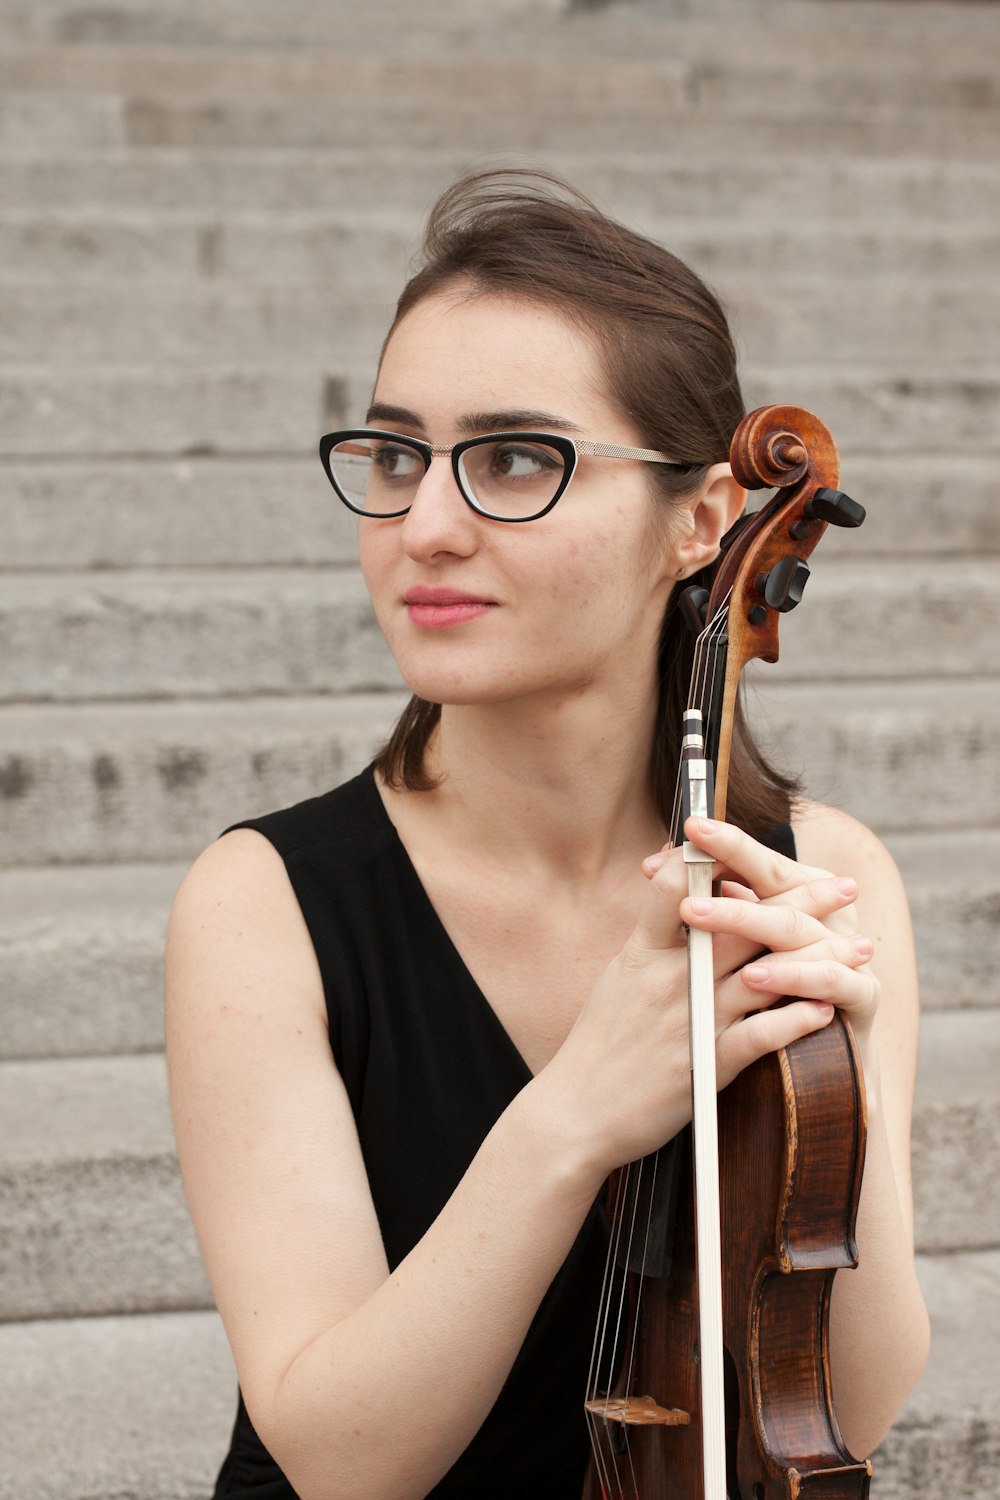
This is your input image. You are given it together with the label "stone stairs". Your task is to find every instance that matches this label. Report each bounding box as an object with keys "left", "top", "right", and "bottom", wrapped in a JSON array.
[{"left": 1, "top": 0, "right": 998, "bottom": 1495}]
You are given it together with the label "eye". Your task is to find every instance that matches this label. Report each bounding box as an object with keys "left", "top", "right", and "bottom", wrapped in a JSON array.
[
  {"left": 371, "top": 441, "right": 423, "bottom": 481},
  {"left": 490, "top": 442, "right": 563, "bottom": 482}
]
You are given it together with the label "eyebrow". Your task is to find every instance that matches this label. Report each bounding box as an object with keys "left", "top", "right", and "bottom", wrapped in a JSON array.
[{"left": 365, "top": 401, "right": 584, "bottom": 437}]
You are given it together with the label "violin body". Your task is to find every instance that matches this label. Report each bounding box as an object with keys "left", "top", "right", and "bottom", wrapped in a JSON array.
[
  {"left": 587, "top": 1016, "right": 870, "bottom": 1498},
  {"left": 584, "top": 408, "right": 874, "bottom": 1499}
]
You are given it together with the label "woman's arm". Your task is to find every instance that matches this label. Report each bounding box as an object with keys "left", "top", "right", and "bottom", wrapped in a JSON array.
[{"left": 166, "top": 830, "right": 604, "bottom": 1500}]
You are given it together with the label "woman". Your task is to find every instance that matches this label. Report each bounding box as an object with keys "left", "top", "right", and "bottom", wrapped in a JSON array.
[{"left": 166, "top": 170, "right": 929, "bottom": 1500}]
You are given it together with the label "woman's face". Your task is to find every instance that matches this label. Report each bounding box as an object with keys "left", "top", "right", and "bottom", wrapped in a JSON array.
[{"left": 359, "top": 288, "right": 690, "bottom": 713}]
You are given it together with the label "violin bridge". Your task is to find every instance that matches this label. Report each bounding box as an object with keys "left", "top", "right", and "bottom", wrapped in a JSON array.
[{"left": 584, "top": 1395, "right": 690, "bottom": 1427}]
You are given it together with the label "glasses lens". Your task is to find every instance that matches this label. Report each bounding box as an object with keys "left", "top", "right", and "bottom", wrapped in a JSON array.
[
  {"left": 458, "top": 437, "right": 568, "bottom": 519},
  {"left": 327, "top": 436, "right": 425, "bottom": 515}
]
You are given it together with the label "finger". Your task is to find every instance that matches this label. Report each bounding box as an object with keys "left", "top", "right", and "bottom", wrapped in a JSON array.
[
  {"left": 629, "top": 846, "right": 691, "bottom": 954},
  {"left": 716, "top": 998, "right": 835, "bottom": 1088},
  {"left": 739, "top": 954, "right": 880, "bottom": 1014},
  {"left": 679, "top": 891, "right": 839, "bottom": 955},
  {"left": 718, "top": 879, "right": 758, "bottom": 903},
  {"left": 683, "top": 816, "right": 833, "bottom": 899}
]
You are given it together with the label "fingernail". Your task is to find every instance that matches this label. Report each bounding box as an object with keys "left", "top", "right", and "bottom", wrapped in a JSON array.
[
  {"left": 698, "top": 818, "right": 718, "bottom": 836},
  {"left": 643, "top": 853, "right": 667, "bottom": 872},
  {"left": 689, "top": 898, "right": 712, "bottom": 915},
  {"left": 743, "top": 965, "right": 769, "bottom": 984},
  {"left": 815, "top": 1002, "right": 835, "bottom": 1018},
  {"left": 836, "top": 877, "right": 857, "bottom": 898},
  {"left": 853, "top": 936, "right": 873, "bottom": 957}
]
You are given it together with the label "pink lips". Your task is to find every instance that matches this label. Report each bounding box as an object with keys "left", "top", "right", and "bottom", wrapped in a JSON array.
[{"left": 403, "top": 586, "right": 497, "bottom": 629}]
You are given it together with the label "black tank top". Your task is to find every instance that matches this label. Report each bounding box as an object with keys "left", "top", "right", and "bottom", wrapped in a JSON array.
[{"left": 211, "top": 766, "right": 795, "bottom": 1498}]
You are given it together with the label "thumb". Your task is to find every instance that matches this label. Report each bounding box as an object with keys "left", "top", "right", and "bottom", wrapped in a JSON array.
[{"left": 629, "top": 846, "right": 688, "bottom": 956}]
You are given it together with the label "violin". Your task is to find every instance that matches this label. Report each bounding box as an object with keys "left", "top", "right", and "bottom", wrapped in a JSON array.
[{"left": 583, "top": 405, "right": 873, "bottom": 1499}]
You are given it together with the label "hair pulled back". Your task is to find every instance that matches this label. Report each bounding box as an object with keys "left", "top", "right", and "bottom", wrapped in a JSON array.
[{"left": 373, "top": 167, "right": 797, "bottom": 837}]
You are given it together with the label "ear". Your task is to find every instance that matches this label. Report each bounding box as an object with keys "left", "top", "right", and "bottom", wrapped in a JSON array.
[{"left": 673, "top": 463, "right": 746, "bottom": 575}]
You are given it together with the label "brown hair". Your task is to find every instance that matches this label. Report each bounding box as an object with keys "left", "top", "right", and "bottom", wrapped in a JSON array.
[{"left": 373, "top": 168, "right": 797, "bottom": 838}]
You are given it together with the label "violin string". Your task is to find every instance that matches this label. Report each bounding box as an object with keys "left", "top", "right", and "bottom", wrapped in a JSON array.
[{"left": 584, "top": 589, "right": 732, "bottom": 1490}]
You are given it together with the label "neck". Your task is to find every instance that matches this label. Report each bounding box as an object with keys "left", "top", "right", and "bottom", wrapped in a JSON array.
[{"left": 414, "top": 682, "right": 667, "bottom": 886}]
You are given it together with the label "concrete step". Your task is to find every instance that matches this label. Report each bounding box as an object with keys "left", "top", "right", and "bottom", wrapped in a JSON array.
[
  {"left": 0, "top": 694, "right": 405, "bottom": 864},
  {"left": 0, "top": 680, "right": 996, "bottom": 867},
  {"left": 6, "top": 272, "right": 1000, "bottom": 366},
  {"left": 0, "top": 568, "right": 398, "bottom": 703},
  {"left": 0, "top": 863, "right": 183, "bottom": 1060},
  {"left": 1, "top": 824, "right": 994, "bottom": 1064},
  {"left": 0, "top": 1012, "right": 994, "bottom": 1323},
  {"left": 751, "top": 675, "right": 1000, "bottom": 836},
  {"left": 0, "top": 363, "right": 345, "bottom": 458},
  {"left": 2, "top": 556, "right": 995, "bottom": 705},
  {"left": 2, "top": 208, "right": 997, "bottom": 285},
  {"left": 3, "top": 91, "right": 999, "bottom": 161},
  {"left": 0, "top": 1311, "right": 234, "bottom": 1500},
  {"left": 5, "top": 452, "right": 996, "bottom": 571},
  {"left": 2, "top": 147, "right": 998, "bottom": 225},
  {"left": 0, "top": 1251, "right": 996, "bottom": 1498},
  {"left": 4, "top": 362, "right": 998, "bottom": 461},
  {"left": 884, "top": 829, "right": 1000, "bottom": 1017},
  {"left": 6, "top": 0, "right": 1000, "bottom": 54}
]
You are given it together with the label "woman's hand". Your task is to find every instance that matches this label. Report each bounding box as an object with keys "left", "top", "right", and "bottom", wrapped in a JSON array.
[
  {"left": 676, "top": 814, "right": 881, "bottom": 1073},
  {"left": 539, "top": 814, "right": 879, "bottom": 1178}
]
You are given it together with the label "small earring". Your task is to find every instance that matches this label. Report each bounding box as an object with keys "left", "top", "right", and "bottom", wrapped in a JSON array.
[{"left": 676, "top": 566, "right": 685, "bottom": 579}]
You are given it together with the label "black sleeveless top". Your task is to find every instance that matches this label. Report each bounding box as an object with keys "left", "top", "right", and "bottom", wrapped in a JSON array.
[{"left": 211, "top": 767, "right": 795, "bottom": 1498}]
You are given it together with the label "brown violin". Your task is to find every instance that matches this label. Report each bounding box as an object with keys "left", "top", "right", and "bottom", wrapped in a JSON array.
[{"left": 583, "top": 405, "right": 873, "bottom": 1499}]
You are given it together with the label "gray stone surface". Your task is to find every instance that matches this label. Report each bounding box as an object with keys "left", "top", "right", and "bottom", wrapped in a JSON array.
[
  {"left": 0, "top": 364, "right": 347, "bottom": 457},
  {"left": 3, "top": 148, "right": 999, "bottom": 223},
  {"left": 887, "top": 828, "right": 1000, "bottom": 1013},
  {"left": 0, "top": 568, "right": 399, "bottom": 702},
  {"left": 752, "top": 676, "right": 1000, "bottom": 834},
  {"left": 0, "top": 694, "right": 404, "bottom": 864},
  {"left": 0, "top": 863, "right": 182, "bottom": 1059},
  {"left": 0, "top": 1309, "right": 234, "bottom": 1500},
  {"left": 7, "top": 274, "right": 1000, "bottom": 365}
]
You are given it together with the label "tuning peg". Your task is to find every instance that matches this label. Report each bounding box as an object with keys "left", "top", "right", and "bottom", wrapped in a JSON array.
[
  {"left": 797, "top": 487, "right": 867, "bottom": 533},
  {"left": 679, "top": 585, "right": 711, "bottom": 635},
  {"left": 757, "top": 555, "right": 810, "bottom": 614}
]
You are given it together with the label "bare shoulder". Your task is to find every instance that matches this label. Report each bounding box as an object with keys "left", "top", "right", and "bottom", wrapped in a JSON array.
[
  {"left": 791, "top": 797, "right": 901, "bottom": 888},
  {"left": 166, "top": 828, "right": 326, "bottom": 1027}
]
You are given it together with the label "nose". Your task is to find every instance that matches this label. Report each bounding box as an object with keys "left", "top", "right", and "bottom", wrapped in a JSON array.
[{"left": 399, "top": 453, "right": 480, "bottom": 562}]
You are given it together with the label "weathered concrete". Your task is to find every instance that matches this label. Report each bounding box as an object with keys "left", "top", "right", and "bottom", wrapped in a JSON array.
[
  {"left": 6, "top": 275, "right": 1000, "bottom": 365},
  {"left": 0, "top": 365, "right": 348, "bottom": 457},
  {"left": 0, "top": 862, "right": 183, "bottom": 1059},
  {"left": 0, "top": 694, "right": 405, "bottom": 864},
  {"left": 4, "top": 209, "right": 997, "bottom": 284},
  {"left": 0, "top": 1309, "right": 234, "bottom": 1500},
  {"left": 0, "top": 568, "right": 400, "bottom": 702},
  {"left": 752, "top": 676, "right": 1000, "bottom": 836},
  {"left": 2, "top": 148, "right": 999, "bottom": 223}
]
